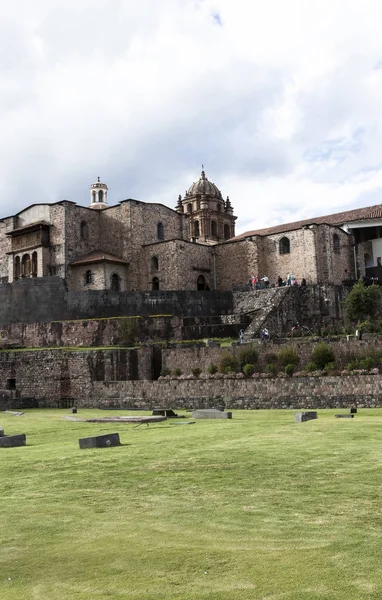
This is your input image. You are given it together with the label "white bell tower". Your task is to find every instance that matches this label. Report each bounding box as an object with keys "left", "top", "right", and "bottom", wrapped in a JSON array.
[{"left": 89, "top": 177, "right": 109, "bottom": 210}]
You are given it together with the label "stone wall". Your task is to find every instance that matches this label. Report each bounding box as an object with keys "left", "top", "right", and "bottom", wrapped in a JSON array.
[
  {"left": 0, "top": 344, "right": 381, "bottom": 409},
  {"left": 0, "top": 348, "right": 153, "bottom": 407},
  {"left": 161, "top": 337, "right": 382, "bottom": 373},
  {"left": 0, "top": 277, "right": 233, "bottom": 323},
  {"left": 88, "top": 374, "right": 382, "bottom": 409}
]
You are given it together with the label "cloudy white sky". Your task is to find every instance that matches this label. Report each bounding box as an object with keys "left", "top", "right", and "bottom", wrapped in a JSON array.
[{"left": 2, "top": 0, "right": 382, "bottom": 234}]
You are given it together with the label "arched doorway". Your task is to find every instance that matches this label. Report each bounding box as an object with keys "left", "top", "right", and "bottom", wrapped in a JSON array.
[
  {"left": 111, "top": 273, "right": 121, "bottom": 291},
  {"left": 152, "top": 277, "right": 159, "bottom": 290},
  {"left": 197, "top": 274, "right": 210, "bottom": 291}
]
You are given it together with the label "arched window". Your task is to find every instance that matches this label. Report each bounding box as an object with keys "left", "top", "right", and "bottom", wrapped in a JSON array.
[
  {"left": 14, "top": 256, "right": 20, "bottom": 280},
  {"left": 22, "top": 254, "right": 31, "bottom": 277},
  {"left": 333, "top": 233, "right": 340, "bottom": 254},
  {"left": 92, "top": 190, "right": 96, "bottom": 202},
  {"left": 187, "top": 203, "right": 192, "bottom": 213},
  {"left": 85, "top": 270, "right": 92, "bottom": 285},
  {"left": 211, "top": 220, "right": 218, "bottom": 238},
  {"left": 80, "top": 221, "right": 88, "bottom": 239},
  {"left": 31, "top": 252, "right": 38, "bottom": 277},
  {"left": 224, "top": 224, "right": 230, "bottom": 240},
  {"left": 152, "top": 277, "right": 159, "bottom": 291},
  {"left": 99, "top": 190, "right": 104, "bottom": 203},
  {"left": 197, "top": 274, "right": 210, "bottom": 291},
  {"left": 111, "top": 273, "right": 120, "bottom": 291},
  {"left": 193, "top": 220, "right": 200, "bottom": 237},
  {"left": 279, "top": 237, "right": 290, "bottom": 255},
  {"left": 151, "top": 256, "right": 159, "bottom": 270},
  {"left": 157, "top": 222, "right": 164, "bottom": 240}
]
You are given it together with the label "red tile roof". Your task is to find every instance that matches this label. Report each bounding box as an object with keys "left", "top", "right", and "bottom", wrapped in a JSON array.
[
  {"left": 233, "top": 204, "right": 382, "bottom": 240},
  {"left": 70, "top": 250, "right": 129, "bottom": 266}
]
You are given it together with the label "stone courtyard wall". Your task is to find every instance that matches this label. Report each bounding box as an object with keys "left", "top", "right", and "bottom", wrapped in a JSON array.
[
  {"left": 90, "top": 375, "right": 382, "bottom": 410},
  {"left": 0, "top": 277, "right": 233, "bottom": 323}
]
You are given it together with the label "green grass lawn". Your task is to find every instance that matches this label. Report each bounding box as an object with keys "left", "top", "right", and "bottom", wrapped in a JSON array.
[{"left": 1, "top": 409, "right": 382, "bottom": 599}]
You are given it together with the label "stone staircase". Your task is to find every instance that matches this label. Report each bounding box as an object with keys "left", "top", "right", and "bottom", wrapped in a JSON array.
[{"left": 233, "top": 287, "right": 291, "bottom": 340}]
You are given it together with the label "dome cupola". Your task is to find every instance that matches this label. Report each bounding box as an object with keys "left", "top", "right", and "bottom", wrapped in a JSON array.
[{"left": 185, "top": 170, "right": 223, "bottom": 199}]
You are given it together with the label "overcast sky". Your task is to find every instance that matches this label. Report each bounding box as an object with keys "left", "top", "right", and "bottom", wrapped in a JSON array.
[{"left": 2, "top": 0, "right": 382, "bottom": 234}]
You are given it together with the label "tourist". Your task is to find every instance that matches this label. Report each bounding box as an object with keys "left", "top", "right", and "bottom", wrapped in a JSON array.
[
  {"left": 260, "top": 328, "right": 271, "bottom": 341},
  {"left": 277, "top": 276, "right": 283, "bottom": 287},
  {"left": 239, "top": 329, "right": 245, "bottom": 344},
  {"left": 261, "top": 275, "right": 270, "bottom": 288},
  {"left": 301, "top": 278, "right": 307, "bottom": 287}
]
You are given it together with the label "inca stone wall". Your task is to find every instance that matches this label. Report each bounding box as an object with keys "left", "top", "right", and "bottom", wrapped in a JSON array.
[
  {"left": 0, "top": 277, "right": 233, "bottom": 324},
  {"left": 90, "top": 375, "right": 382, "bottom": 410}
]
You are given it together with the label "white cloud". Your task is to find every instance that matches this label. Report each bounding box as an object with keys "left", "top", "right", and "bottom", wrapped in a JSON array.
[{"left": 1, "top": 0, "right": 382, "bottom": 235}]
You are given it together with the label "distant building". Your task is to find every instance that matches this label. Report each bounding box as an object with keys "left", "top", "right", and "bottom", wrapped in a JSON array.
[{"left": 0, "top": 170, "right": 381, "bottom": 291}]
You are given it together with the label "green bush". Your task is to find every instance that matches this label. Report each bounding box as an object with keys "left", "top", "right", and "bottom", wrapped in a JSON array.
[
  {"left": 305, "top": 362, "right": 318, "bottom": 372},
  {"left": 278, "top": 347, "right": 300, "bottom": 368},
  {"left": 173, "top": 367, "right": 182, "bottom": 377},
  {"left": 243, "top": 363, "right": 255, "bottom": 377},
  {"left": 323, "top": 362, "right": 336, "bottom": 374},
  {"left": 219, "top": 352, "right": 239, "bottom": 374},
  {"left": 358, "top": 356, "right": 374, "bottom": 371},
  {"left": 284, "top": 363, "right": 295, "bottom": 376},
  {"left": 191, "top": 367, "right": 202, "bottom": 378},
  {"left": 311, "top": 342, "right": 335, "bottom": 370},
  {"left": 238, "top": 345, "right": 258, "bottom": 368},
  {"left": 265, "top": 363, "right": 277, "bottom": 376},
  {"left": 207, "top": 363, "right": 218, "bottom": 374},
  {"left": 345, "top": 280, "right": 382, "bottom": 323}
]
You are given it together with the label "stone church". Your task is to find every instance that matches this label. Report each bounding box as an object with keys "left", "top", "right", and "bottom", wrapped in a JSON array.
[{"left": 0, "top": 170, "right": 381, "bottom": 292}]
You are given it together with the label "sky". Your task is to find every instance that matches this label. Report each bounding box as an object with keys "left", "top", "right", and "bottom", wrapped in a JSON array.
[{"left": 2, "top": 0, "right": 382, "bottom": 234}]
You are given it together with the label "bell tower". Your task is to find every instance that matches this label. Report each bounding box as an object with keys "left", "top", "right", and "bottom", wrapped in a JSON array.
[
  {"left": 176, "top": 170, "right": 236, "bottom": 243},
  {"left": 89, "top": 177, "right": 109, "bottom": 210}
]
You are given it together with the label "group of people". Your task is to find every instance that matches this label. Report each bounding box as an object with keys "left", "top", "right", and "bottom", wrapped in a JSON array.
[{"left": 248, "top": 274, "right": 307, "bottom": 289}]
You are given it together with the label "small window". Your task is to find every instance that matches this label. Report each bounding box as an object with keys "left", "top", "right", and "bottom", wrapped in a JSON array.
[
  {"left": 157, "top": 222, "right": 164, "bottom": 240},
  {"left": 224, "top": 224, "right": 230, "bottom": 240},
  {"left": 211, "top": 220, "right": 217, "bottom": 238},
  {"left": 111, "top": 273, "right": 120, "bottom": 291},
  {"left": 364, "top": 253, "right": 373, "bottom": 268},
  {"left": 80, "top": 221, "right": 88, "bottom": 239},
  {"left": 187, "top": 203, "right": 192, "bottom": 213},
  {"left": 151, "top": 256, "right": 159, "bottom": 270},
  {"left": 193, "top": 220, "right": 200, "bottom": 237},
  {"left": 197, "top": 274, "right": 210, "bottom": 291},
  {"left": 6, "top": 378, "right": 16, "bottom": 390},
  {"left": 14, "top": 256, "right": 20, "bottom": 280},
  {"left": 99, "top": 190, "right": 104, "bottom": 203},
  {"left": 22, "top": 253, "right": 31, "bottom": 277},
  {"left": 85, "top": 270, "right": 92, "bottom": 285},
  {"left": 152, "top": 277, "right": 159, "bottom": 290},
  {"left": 378, "top": 257, "right": 381, "bottom": 267},
  {"left": 333, "top": 233, "right": 340, "bottom": 254},
  {"left": 32, "top": 252, "right": 38, "bottom": 277},
  {"left": 279, "top": 237, "right": 290, "bottom": 255}
]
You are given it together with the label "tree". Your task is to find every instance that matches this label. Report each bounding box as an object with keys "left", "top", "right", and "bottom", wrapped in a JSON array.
[{"left": 344, "top": 281, "right": 382, "bottom": 323}]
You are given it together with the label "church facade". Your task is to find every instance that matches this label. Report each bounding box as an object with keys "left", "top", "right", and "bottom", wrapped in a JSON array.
[{"left": 0, "top": 170, "right": 380, "bottom": 292}]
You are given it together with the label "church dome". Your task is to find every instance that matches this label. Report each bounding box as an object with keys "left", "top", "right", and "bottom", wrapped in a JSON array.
[{"left": 186, "top": 170, "right": 222, "bottom": 198}]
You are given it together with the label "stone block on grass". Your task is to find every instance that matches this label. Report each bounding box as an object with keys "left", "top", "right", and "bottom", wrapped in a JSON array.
[
  {"left": 294, "top": 411, "right": 318, "bottom": 423},
  {"left": 350, "top": 408, "right": 357, "bottom": 414},
  {"left": 335, "top": 414, "right": 354, "bottom": 419},
  {"left": 0, "top": 426, "right": 4, "bottom": 437},
  {"left": 192, "top": 409, "right": 232, "bottom": 419},
  {"left": 79, "top": 432, "right": 120, "bottom": 449},
  {"left": 0, "top": 434, "right": 26, "bottom": 447}
]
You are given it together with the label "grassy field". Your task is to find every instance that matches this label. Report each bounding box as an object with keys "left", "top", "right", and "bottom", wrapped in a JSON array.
[{"left": 1, "top": 408, "right": 382, "bottom": 599}]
